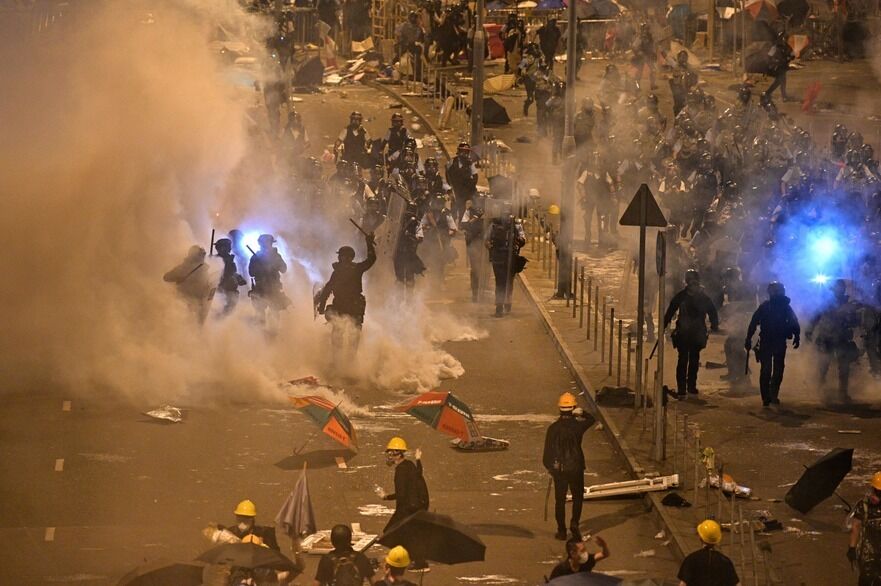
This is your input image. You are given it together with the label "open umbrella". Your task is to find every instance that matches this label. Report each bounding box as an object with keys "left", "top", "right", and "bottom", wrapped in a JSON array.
[
  {"left": 378, "top": 510, "right": 486, "bottom": 565},
  {"left": 196, "top": 542, "right": 297, "bottom": 571},
  {"left": 288, "top": 395, "right": 357, "bottom": 451},
  {"left": 117, "top": 559, "right": 204, "bottom": 586},
  {"left": 785, "top": 447, "right": 853, "bottom": 514},
  {"left": 744, "top": 0, "right": 778, "bottom": 20},
  {"left": 396, "top": 391, "right": 481, "bottom": 443}
]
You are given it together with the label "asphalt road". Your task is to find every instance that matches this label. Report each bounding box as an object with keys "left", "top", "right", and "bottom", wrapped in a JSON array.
[{"left": 0, "top": 85, "right": 681, "bottom": 585}]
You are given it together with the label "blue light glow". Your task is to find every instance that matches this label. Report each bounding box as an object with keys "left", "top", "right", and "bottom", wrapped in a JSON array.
[
  {"left": 811, "top": 274, "right": 829, "bottom": 285},
  {"left": 811, "top": 235, "right": 839, "bottom": 263}
]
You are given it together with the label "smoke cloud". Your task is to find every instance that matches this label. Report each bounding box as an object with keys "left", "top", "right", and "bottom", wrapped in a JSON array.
[{"left": 0, "top": 1, "right": 482, "bottom": 404}]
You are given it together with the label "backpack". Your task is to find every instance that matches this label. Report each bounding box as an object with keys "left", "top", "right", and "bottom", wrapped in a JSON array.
[
  {"left": 554, "top": 425, "right": 582, "bottom": 473},
  {"left": 414, "top": 460, "right": 430, "bottom": 511},
  {"left": 330, "top": 552, "right": 362, "bottom": 586}
]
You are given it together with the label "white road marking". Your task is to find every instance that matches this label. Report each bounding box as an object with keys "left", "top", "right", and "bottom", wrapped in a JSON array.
[
  {"left": 54, "top": 458, "right": 64, "bottom": 472},
  {"left": 62, "top": 400, "right": 71, "bottom": 412},
  {"left": 44, "top": 527, "right": 55, "bottom": 541}
]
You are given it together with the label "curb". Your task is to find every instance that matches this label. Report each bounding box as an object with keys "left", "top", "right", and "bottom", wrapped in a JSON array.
[{"left": 371, "top": 80, "right": 690, "bottom": 561}]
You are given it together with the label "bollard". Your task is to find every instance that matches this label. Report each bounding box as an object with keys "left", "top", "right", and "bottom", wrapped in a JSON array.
[
  {"left": 642, "top": 358, "right": 650, "bottom": 429},
  {"left": 586, "top": 277, "right": 593, "bottom": 338},
  {"left": 593, "top": 286, "right": 599, "bottom": 349},
  {"left": 672, "top": 409, "right": 678, "bottom": 462},
  {"left": 739, "top": 505, "right": 747, "bottom": 583},
  {"left": 626, "top": 333, "right": 632, "bottom": 386},
  {"left": 693, "top": 430, "right": 701, "bottom": 507},
  {"left": 682, "top": 414, "right": 689, "bottom": 487},
  {"left": 730, "top": 490, "right": 737, "bottom": 559},
  {"left": 749, "top": 515, "right": 759, "bottom": 586},
  {"left": 601, "top": 297, "right": 607, "bottom": 361},
  {"left": 608, "top": 308, "right": 615, "bottom": 376},
  {"left": 617, "top": 319, "right": 623, "bottom": 385},
  {"left": 570, "top": 258, "right": 578, "bottom": 313},
  {"left": 579, "top": 268, "right": 585, "bottom": 327},
  {"left": 550, "top": 240, "right": 556, "bottom": 281}
]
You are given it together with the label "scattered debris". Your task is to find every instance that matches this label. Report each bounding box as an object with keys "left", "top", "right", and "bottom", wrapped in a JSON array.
[
  {"left": 515, "top": 135, "right": 532, "bottom": 143},
  {"left": 661, "top": 492, "right": 692, "bottom": 507},
  {"left": 654, "top": 530, "right": 666, "bottom": 540},
  {"left": 145, "top": 405, "right": 183, "bottom": 423},
  {"left": 633, "top": 549, "right": 656, "bottom": 558},
  {"left": 357, "top": 504, "right": 394, "bottom": 517},
  {"left": 838, "top": 430, "right": 862, "bottom": 434},
  {"left": 572, "top": 475, "right": 679, "bottom": 501},
  {"left": 301, "top": 527, "right": 376, "bottom": 554}
]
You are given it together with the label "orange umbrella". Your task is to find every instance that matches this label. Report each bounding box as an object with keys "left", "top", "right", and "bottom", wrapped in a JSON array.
[
  {"left": 395, "top": 391, "right": 481, "bottom": 443},
  {"left": 288, "top": 395, "right": 357, "bottom": 451}
]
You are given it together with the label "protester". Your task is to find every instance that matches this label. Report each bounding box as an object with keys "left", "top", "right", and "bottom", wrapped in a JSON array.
[
  {"left": 543, "top": 392, "right": 596, "bottom": 541},
  {"left": 373, "top": 546, "right": 417, "bottom": 586},
  {"left": 313, "top": 524, "right": 374, "bottom": 586},
  {"left": 377, "top": 437, "right": 430, "bottom": 571},
  {"left": 548, "top": 535, "right": 610, "bottom": 579},
  {"left": 678, "top": 520, "right": 739, "bottom": 586},
  {"left": 745, "top": 281, "right": 801, "bottom": 406},
  {"left": 849, "top": 473, "right": 881, "bottom": 586}
]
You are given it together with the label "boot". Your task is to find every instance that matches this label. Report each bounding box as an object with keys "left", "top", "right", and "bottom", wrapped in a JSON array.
[
  {"left": 504, "top": 303, "right": 512, "bottom": 314},
  {"left": 494, "top": 304, "right": 504, "bottom": 317}
]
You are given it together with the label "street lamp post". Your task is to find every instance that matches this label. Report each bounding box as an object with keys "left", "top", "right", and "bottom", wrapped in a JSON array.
[
  {"left": 556, "top": 0, "right": 577, "bottom": 298},
  {"left": 470, "top": 0, "right": 485, "bottom": 146}
]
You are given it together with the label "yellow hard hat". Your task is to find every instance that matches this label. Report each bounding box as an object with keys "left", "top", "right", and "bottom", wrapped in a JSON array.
[
  {"left": 234, "top": 499, "right": 257, "bottom": 517},
  {"left": 386, "top": 545, "right": 411, "bottom": 568},
  {"left": 697, "top": 519, "right": 722, "bottom": 545},
  {"left": 558, "top": 392, "right": 577, "bottom": 410},
  {"left": 548, "top": 204, "right": 560, "bottom": 215},
  {"left": 872, "top": 472, "right": 881, "bottom": 490},
  {"left": 242, "top": 534, "right": 266, "bottom": 547},
  {"left": 386, "top": 437, "right": 408, "bottom": 451}
]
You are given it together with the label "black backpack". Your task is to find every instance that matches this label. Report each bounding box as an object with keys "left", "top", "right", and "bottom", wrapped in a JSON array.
[
  {"left": 330, "top": 552, "right": 362, "bottom": 586},
  {"left": 554, "top": 426, "right": 582, "bottom": 473}
]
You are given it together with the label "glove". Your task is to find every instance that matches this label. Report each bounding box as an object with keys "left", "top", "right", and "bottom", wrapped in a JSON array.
[
  {"left": 366, "top": 233, "right": 376, "bottom": 246},
  {"left": 847, "top": 546, "right": 857, "bottom": 563},
  {"left": 572, "top": 407, "right": 584, "bottom": 417},
  {"left": 793, "top": 337, "right": 800, "bottom": 349}
]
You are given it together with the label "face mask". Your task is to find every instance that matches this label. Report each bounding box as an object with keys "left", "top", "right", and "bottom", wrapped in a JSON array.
[
  {"left": 238, "top": 522, "right": 251, "bottom": 532},
  {"left": 578, "top": 552, "right": 590, "bottom": 564}
]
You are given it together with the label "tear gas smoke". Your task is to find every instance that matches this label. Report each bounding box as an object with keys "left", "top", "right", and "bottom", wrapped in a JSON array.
[{"left": 0, "top": 1, "right": 484, "bottom": 404}]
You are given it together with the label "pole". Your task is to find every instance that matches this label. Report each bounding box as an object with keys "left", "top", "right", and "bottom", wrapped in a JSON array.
[
  {"left": 708, "top": 0, "right": 716, "bottom": 62},
  {"left": 470, "top": 0, "right": 485, "bottom": 146},
  {"left": 653, "top": 234, "right": 667, "bottom": 461},
  {"left": 634, "top": 189, "right": 646, "bottom": 408},
  {"left": 608, "top": 307, "right": 615, "bottom": 375},
  {"left": 617, "top": 319, "right": 623, "bottom": 385},
  {"left": 555, "top": 1, "right": 577, "bottom": 299}
]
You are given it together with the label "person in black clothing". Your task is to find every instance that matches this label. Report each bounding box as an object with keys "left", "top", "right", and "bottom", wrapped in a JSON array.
[
  {"left": 383, "top": 112, "right": 409, "bottom": 170},
  {"left": 486, "top": 209, "right": 526, "bottom": 317},
  {"left": 378, "top": 437, "right": 429, "bottom": 571},
  {"left": 249, "top": 233, "right": 291, "bottom": 325},
  {"left": 213, "top": 238, "right": 246, "bottom": 316},
  {"left": 744, "top": 281, "right": 801, "bottom": 407},
  {"left": 313, "top": 524, "right": 374, "bottom": 586},
  {"left": 664, "top": 269, "right": 720, "bottom": 397},
  {"left": 445, "top": 142, "right": 478, "bottom": 221},
  {"left": 548, "top": 535, "right": 610, "bottom": 579},
  {"left": 763, "top": 31, "right": 794, "bottom": 103},
  {"left": 316, "top": 232, "right": 376, "bottom": 327},
  {"left": 337, "top": 111, "right": 371, "bottom": 168},
  {"left": 220, "top": 499, "right": 280, "bottom": 550},
  {"left": 543, "top": 392, "right": 596, "bottom": 541},
  {"left": 678, "top": 520, "right": 739, "bottom": 586},
  {"left": 536, "top": 19, "right": 561, "bottom": 71},
  {"left": 461, "top": 199, "right": 487, "bottom": 302}
]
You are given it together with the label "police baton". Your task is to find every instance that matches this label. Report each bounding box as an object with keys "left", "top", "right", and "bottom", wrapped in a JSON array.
[
  {"left": 543, "top": 475, "right": 552, "bottom": 522},
  {"left": 349, "top": 218, "right": 371, "bottom": 238}
]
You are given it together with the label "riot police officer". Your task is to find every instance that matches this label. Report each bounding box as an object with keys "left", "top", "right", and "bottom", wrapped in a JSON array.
[
  {"left": 337, "top": 111, "right": 371, "bottom": 167},
  {"left": 849, "top": 472, "right": 881, "bottom": 586},
  {"left": 445, "top": 142, "right": 478, "bottom": 221},
  {"left": 664, "top": 269, "right": 719, "bottom": 397},
  {"left": 487, "top": 208, "right": 525, "bottom": 316},
  {"left": 745, "top": 281, "right": 801, "bottom": 407},
  {"left": 807, "top": 279, "right": 861, "bottom": 402}
]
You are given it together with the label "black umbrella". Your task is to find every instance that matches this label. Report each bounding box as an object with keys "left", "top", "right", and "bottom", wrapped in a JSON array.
[
  {"left": 378, "top": 511, "right": 486, "bottom": 565},
  {"left": 196, "top": 542, "right": 297, "bottom": 571},
  {"left": 117, "top": 559, "right": 204, "bottom": 586},
  {"left": 785, "top": 447, "right": 853, "bottom": 514}
]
